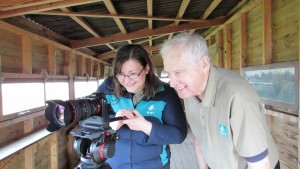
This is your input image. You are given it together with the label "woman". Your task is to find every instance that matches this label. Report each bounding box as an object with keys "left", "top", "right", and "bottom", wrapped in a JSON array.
[{"left": 97, "top": 44, "right": 187, "bottom": 169}]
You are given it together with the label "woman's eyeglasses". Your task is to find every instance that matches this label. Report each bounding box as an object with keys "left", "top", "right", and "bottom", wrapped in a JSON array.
[{"left": 116, "top": 68, "right": 144, "bottom": 81}]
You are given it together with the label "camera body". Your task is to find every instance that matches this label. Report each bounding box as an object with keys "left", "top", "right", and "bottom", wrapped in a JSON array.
[{"left": 44, "top": 92, "right": 119, "bottom": 169}]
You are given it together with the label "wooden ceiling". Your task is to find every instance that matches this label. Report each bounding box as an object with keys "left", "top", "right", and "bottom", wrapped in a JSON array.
[{"left": 0, "top": 0, "right": 244, "bottom": 66}]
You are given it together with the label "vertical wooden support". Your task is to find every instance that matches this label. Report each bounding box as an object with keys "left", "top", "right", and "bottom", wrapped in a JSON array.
[
  {"left": 78, "top": 55, "right": 83, "bottom": 76},
  {"left": 240, "top": 12, "right": 247, "bottom": 70},
  {"left": 225, "top": 24, "right": 232, "bottom": 70},
  {"left": 298, "top": 0, "right": 300, "bottom": 168},
  {"left": 48, "top": 44, "right": 56, "bottom": 75},
  {"left": 0, "top": 54, "right": 3, "bottom": 121},
  {"left": 63, "top": 51, "right": 72, "bottom": 76},
  {"left": 22, "top": 35, "right": 32, "bottom": 74},
  {"left": 263, "top": 0, "right": 272, "bottom": 65},
  {"left": 93, "top": 61, "right": 99, "bottom": 78},
  {"left": 24, "top": 119, "right": 34, "bottom": 169},
  {"left": 99, "top": 63, "right": 104, "bottom": 79},
  {"left": 50, "top": 133, "right": 59, "bottom": 169},
  {"left": 217, "top": 30, "right": 223, "bottom": 68},
  {"left": 86, "top": 58, "right": 92, "bottom": 77}
]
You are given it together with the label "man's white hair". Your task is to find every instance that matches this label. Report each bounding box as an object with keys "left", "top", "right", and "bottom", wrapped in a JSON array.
[{"left": 160, "top": 32, "right": 209, "bottom": 61}]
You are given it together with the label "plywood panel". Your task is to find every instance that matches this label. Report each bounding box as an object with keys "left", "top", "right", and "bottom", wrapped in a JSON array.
[
  {"left": 268, "top": 114, "right": 298, "bottom": 169},
  {"left": 0, "top": 28, "right": 22, "bottom": 73},
  {"left": 32, "top": 39, "right": 47, "bottom": 74},
  {"left": 247, "top": 3, "right": 263, "bottom": 66},
  {"left": 272, "top": 0, "right": 299, "bottom": 62},
  {"left": 231, "top": 19, "right": 241, "bottom": 72}
]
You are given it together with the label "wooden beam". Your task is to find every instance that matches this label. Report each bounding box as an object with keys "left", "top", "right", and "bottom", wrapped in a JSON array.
[
  {"left": 78, "top": 55, "right": 83, "bottom": 76},
  {"left": 189, "top": 0, "right": 222, "bottom": 34},
  {"left": 0, "top": 0, "right": 101, "bottom": 19},
  {"left": 263, "top": 0, "right": 272, "bottom": 65},
  {"left": 0, "top": 0, "right": 62, "bottom": 11},
  {"left": 240, "top": 12, "right": 247, "bottom": 69},
  {"left": 225, "top": 24, "right": 232, "bottom": 70},
  {"left": 87, "top": 58, "right": 92, "bottom": 77},
  {"left": 50, "top": 133, "right": 59, "bottom": 169},
  {"left": 48, "top": 44, "right": 56, "bottom": 75},
  {"left": 103, "top": 0, "right": 132, "bottom": 44},
  {"left": 147, "top": 0, "right": 153, "bottom": 47},
  {"left": 38, "top": 10, "right": 214, "bottom": 23},
  {"left": 71, "top": 16, "right": 226, "bottom": 48},
  {"left": 63, "top": 51, "right": 72, "bottom": 76},
  {"left": 60, "top": 7, "right": 115, "bottom": 51},
  {"left": 22, "top": 35, "right": 32, "bottom": 74},
  {"left": 168, "top": 0, "right": 190, "bottom": 40},
  {"left": 24, "top": 118, "right": 34, "bottom": 169},
  {"left": 201, "top": 0, "right": 222, "bottom": 19},
  {"left": 0, "top": 54, "right": 2, "bottom": 121},
  {"left": 217, "top": 29, "right": 223, "bottom": 68}
]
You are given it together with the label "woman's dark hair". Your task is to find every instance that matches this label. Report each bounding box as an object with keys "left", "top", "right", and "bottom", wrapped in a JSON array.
[{"left": 112, "top": 44, "right": 157, "bottom": 99}]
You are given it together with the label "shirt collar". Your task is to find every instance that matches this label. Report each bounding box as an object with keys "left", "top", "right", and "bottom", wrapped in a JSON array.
[{"left": 200, "top": 66, "right": 218, "bottom": 107}]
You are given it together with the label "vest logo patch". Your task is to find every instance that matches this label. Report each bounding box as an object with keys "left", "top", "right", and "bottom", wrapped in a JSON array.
[
  {"left": 147, "top": 104, "right": 155, "bottom": 115},
  {"left": 218, "top": 124, "right": 228, "bottom": 137}
]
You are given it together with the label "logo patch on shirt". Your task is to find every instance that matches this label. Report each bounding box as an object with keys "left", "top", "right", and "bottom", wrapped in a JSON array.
[
  {"left": 219, "top": 124, "right": 228, "bottom": 137},
  {"left": 147, "top": 104, "right": 155, "bottom": 115}
]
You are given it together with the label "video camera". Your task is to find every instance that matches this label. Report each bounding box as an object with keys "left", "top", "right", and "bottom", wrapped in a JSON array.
[{"left": 44, "top": 92, "right": 121, "bottom": 169}]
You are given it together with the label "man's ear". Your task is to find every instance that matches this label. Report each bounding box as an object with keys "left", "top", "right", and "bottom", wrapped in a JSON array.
[{"left": 201, "top": 56, "right": 211, "bottom": 71}]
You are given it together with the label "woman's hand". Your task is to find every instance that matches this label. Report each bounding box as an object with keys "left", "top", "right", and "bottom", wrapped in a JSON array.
[
  {"left": 109, "top": 109, "right": 134, "bottom": 131},
  {"left": 122, "top": 109, "right": 152, "bottom": 135}
]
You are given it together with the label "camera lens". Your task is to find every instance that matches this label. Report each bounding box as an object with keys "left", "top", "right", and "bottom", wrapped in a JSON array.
[{"left": 56, "top": 105, "right": 65, "bottom": 123}]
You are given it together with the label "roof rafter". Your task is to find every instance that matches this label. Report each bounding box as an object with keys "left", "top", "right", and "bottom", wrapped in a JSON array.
[
  {"left": 189, "top": 0, "right": 222, "bottom": 34},
  {"left": 168, "top": 0, "right": 190, "bottom": 40},
  {"left": 71, "top": 16, "right": 226, "bottom": 49},
  {"left": 103, "top": 0, "right": 132, "bottom": 44},
  {"left": 60, "top": 7, "right": 115, "bottom": 51},
  {"left": 0, "top": 0, "right": 62, "bottom": 11},
  {"left": 36, "top": 11, "right": 208, "bottom": 22},
  {"left": 0, "top": 0, "right": 102, "bottom": 19}
]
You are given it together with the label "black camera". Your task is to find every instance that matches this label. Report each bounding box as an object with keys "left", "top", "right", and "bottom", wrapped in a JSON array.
[{"left": 44, "top": 92, "right": 120, "bottom": 169}]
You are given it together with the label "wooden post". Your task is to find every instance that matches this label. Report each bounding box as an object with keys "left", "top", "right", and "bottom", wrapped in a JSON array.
[
  {"left": 217, "top": 29, "right": 223, "bottom": 68},
  {"left": 225, "top": 24, "right": 232, "bottom": 70},
  {"left": 48, "top": 44, "right": 56, "bottom": 75},
  {"left": 22, "top": 35, "right": 32, "bottom": 74},
  {"left": 240, "top": 12, "right": 247, "bottom": 71},
  {"left": 78, "top": 55, "right": 83, "bottom": 76},
  {"left": 24, "top": 119, "right": 34, "bottom": 169},
  {"left": 263, "top": 0, "right": 272, "bottom": 65}
]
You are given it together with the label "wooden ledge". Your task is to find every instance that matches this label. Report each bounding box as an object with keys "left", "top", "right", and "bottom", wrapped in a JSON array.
[{"left": 0, "top": 128, "right": 51, "bottom": 161}]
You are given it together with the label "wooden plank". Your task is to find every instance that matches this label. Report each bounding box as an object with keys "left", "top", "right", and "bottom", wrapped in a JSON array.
[
  {"left": 50, "top": 133, "right": 59, "bottom": 169},
  {"left": 71, "top": 17, "right": 226, "bottom": 49},
  {"left": 78, "top": 55, "right": 83, "bottom": 77},
  {"left": 63, "top": 50, "right": 72, "bottom": 76},
  {"left": 22, "top": 35, "right": 32, "bottom": 74},
  {"left": 240, "top": 12, "right": 247, "bottom": 69},
  {"left": 217, "top": 29, "right": 223, "bottom": 67},
  {"left": 263, "top": 0, "right": 272, "bottom": 64},
  {"left": 225, "top": 24, "right": 232, "bottom": 70},
  {"left": 86, "top": 58, "right": 92, "bottom": 77},
  {"left": 0, "top": 0, "right": 100, "bottom": 19},
  {"left": 48, "top": 44, "right": 56, "bottom": 75},
  {"left": 0, "top": 21, "right": 111, "bottom": 66},
  {"left": 25, "top": 146, "right": 34, "bottom": 169}
]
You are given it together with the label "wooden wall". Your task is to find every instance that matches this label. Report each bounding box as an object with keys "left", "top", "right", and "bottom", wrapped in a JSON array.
[
  {"left": 0, "top": 19, "right": 109, "bottom": 168},
  {"left": 0, "top": 0, "right": 299, "bottom": 168},
  {"left": 206, "top": 0, "right": 299, "bottom": 168}
]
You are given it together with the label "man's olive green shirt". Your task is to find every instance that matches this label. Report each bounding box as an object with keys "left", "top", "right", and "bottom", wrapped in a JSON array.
[{"left": 184, "top": 66, "right": 279, "bottom": 169}]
